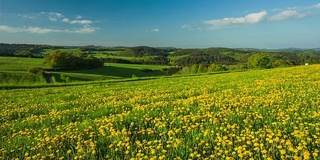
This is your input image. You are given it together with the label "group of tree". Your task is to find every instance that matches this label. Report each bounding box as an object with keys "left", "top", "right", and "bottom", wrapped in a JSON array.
[
  {"left": 112, "top": 46, "right": 171, "bottom": 65},
  {"left": 45, "top": 50, "right": 104, "bottom": 69},
  {"left": 169, "top": 48, "right": 320, "bottom": 69},
  {"left": 118, "top": 46, "right": 168, "bottom": 57},
  {"left": 79, "top": 45, "right": 126, "bottom": 52},
  {"left": 172, "top": 48, "right": 237, "bottom": 66},
  {"left": 2, "top": 43, "right": 320, "bottom": 72},
  {"left": 0, "top": 43, "right": 62, "bottom": 57}
]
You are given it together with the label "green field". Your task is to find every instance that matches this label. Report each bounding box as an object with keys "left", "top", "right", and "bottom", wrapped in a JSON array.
[
  {"left": 51, "top": 63, "right": 168, "bottom": 82},
  {"left": 0, "top": 57, "right": 170, "bottom": 85},
  {"left": 1, "top": 65, "right": 319, "bottom": 159},
  {"left": 38, "top": 48, "right": 80, "bottom": 55},
  {"left": 0, "top": 57, "right": 48, "bottom": 85},
  {"left": 0, "top": 57, "right": 48, "bottom": 71},
  {"left": 38, "top": 49, "right": 123, "bottom": 55}
]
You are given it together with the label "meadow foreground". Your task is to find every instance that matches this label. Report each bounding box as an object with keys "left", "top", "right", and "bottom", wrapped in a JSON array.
[{"left": 0, "top": 65, "right": 319, "bottom": 159}]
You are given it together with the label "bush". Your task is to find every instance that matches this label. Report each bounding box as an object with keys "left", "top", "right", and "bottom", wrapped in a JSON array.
[
  {"left": 28, "top": 67, "right": 44, "bottom": 75},
  {"left": 272, "top": 59, "right": 293, "bottom": 68},
  {"left": 248, "top": 54, "right": 272, "bottom": 69},
  {"left": 141, "top": 68, "right": 154, "bottom": 72},
  {"left": 208, "top": 64, "right": 227, "bottom": 72},
  {"left": 162, "top": 67, "right": 182, "bottom": 75},
  {"left": 132, "top": 74, "right": 138, "bottom": 79},
  {"left": 65, "top": 77, "right": 71, "bottom": 83}
]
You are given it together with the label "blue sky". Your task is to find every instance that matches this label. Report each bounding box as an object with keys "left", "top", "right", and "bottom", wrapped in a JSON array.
[{"left": 1, "top": 0, "right": 320, "bottom": 48}]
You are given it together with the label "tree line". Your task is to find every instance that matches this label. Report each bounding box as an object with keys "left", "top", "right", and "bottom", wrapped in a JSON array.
[
  {"left": 0, "top": 43, "right": 63, "bottom": 57},
  {"left": 2, "top": 43, "right": 320, "bottom": 72}
]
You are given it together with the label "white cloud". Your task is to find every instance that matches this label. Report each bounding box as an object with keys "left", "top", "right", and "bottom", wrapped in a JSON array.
[
  {"left": 3, "top": 12, "right": 99, "bottom": 34},
  {"left": 75, "top": 15, "right": 83, "bottom": 19},
  {"left": 200, "top": 3, "right": 320, "bottom": 31},
  {"left": 62, "top": 18, "right": 70, "bottom": 22},
  {"left": 69, "top": 27, "right": 98, "bottom": 33},
  {"left": 70, "top": 20, "right": 93, "bottom": 25},
  {"left": 0, "top": 25, "right": 97, "bottom": 34},
  {"left": 26, "top": 26, "right": 61, "bottom": 34},
  {"left": 149, "top": 28, "right": 160, "bottom": 32},
  {"left": 17, "top": 14, "right": 37, "bottom": 19},
  {"left": 62, "top": 18, "right": 93, "bottom": 25},
  {"left": 182, "top": 24, "right": 192, "bottom": 29},
  {"left": 203, "top": 11, "right": 268, "bottom": 30},
  {"left": 0, "top": 25, "right": 60, "bottom": 33},
  {"left": 269, "top": 10, "right": 306, "bottom": 21},
  {"left": 48, "top": 12, "right": 63, "bottom": 22},
  {"left": 0, "top": 25, "right": 21, "bottom": 32}
]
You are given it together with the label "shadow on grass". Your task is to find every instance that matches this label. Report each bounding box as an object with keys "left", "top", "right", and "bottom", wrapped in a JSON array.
[{"left": 55, "top": 66, "right": 165, "bottom": 78}]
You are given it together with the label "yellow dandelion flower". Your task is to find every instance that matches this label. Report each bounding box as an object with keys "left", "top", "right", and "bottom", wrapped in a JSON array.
[
  {"left": 49, "top": 153, "right": 55, "bottom": 159},
  {"left": 303, "top": 150, "right": 310, "bottom": 159},
  {"left": 159, "top": 155, "right": 166, "bottom": 160}
]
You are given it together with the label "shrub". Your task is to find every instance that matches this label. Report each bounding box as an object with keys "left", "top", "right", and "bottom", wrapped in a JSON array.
[
  {"left": 141, "top": 68, "right": 153, "bottom": 72},
  {"left": 163, "top": 67, "right": 182, "bottom": 75},
  {"left": 132, "top": 74, "right": 138, "bottom": 79},
  {"left": 28, "top": 67, "right": 44, "bottom": 75},
  {"left": 208, "top": 64, "right": 227, "bottom": 72},
  {"left": 272, "top": 59, "right": 293, "bottom": 68}
]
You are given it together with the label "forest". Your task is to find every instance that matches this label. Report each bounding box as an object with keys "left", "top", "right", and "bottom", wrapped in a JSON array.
[{"left": 1, "top": 43, "right": 320, "bottom": 71}]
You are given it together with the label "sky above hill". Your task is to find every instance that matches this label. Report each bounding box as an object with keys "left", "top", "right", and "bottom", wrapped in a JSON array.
[{"left": 1, "top": 0, "right": 320, "bottom": 48}]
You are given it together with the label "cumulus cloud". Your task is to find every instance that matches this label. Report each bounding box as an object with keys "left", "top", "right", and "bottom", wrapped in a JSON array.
[
  {"left": 269, "top": 10, "right": 307, "bottom": 21},
  {"left": 17, "top": 14, "right": 37, "bottom": 19},
  {"left": 26, "top": 26, "right": 61, "bottom": 33},
  {"left": 147, "top": 28, "right": 160, "bottom": 32},
  {"left": 0, "top": 25, "right": 60, "bottom": 33},
  {"left": 0, "top": 25, "right": 21, "bottom": 32},
  {"left": 75, "top": 15, "right": 83, "bottom": 19},
  {"left": 70, "top": 20, "right": 93, "bottom": 25},
  {"left": 203, "top": 11, "right": 268, "bottom": 30},
  {"left": 69, "top": 27, "right": 98, "bottom": 33},
  {"left": 6, "top": 12, "right": 99, "bottom": 34},
  {"left": 181, "top": 24, "right": 192, "bottom": 29},
  {"left": 201, "top": 3, "right": 320, "bottom": 31},
  {"left": 48, "top": 12, "right": 63, "bottom": 22},
  {"left": 62, "top": 18, "right": 93, "bottom": 25},
  {"left": 62, "top": 18, "right": 70, "bottom": 22},
  {"left": 0, "top": 25, "right": 98, "bottom": 34}
]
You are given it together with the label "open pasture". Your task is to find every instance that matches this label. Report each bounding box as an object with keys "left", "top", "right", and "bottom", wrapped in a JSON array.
[
  {"left": 0, "top": 57, "right": 169, "bottom": 84},
  {"left": 0, "top": 57, "right": 47, "bottom": 71},
  {"left": 0, "top": 65, "right": 319, "bottom": 159}
]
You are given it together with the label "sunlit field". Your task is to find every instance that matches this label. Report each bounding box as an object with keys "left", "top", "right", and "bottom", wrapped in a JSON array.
[{"left": 1, "top": 65, "right": 319, "bottom": 159}]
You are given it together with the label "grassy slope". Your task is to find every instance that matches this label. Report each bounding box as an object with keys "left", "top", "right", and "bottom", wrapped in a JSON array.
[
  {"left": 0, "top": 65, "right": 319, "bottom": 159},
  {"left": 0, "top": 57, "right": 169, "bottom": 84},
  {"left": 38, "top": 48, "right": 80, "bottom": 55},
  {"left": 0, "top": 57, "right": 48, "bottom": 84},
  {"left": 51, "top": 63, "right": 168, "bottom": 81},
  {"left": 0, "top": 57, "right": 48, "bottom": 71}
]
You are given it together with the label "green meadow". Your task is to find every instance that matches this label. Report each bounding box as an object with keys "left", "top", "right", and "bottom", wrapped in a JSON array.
[
  {"left": 0, "top": 56, "right": 169, "bottom": 85},
  {"left": 0, "top": 65, "right": 319, "bottom": 159}
]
